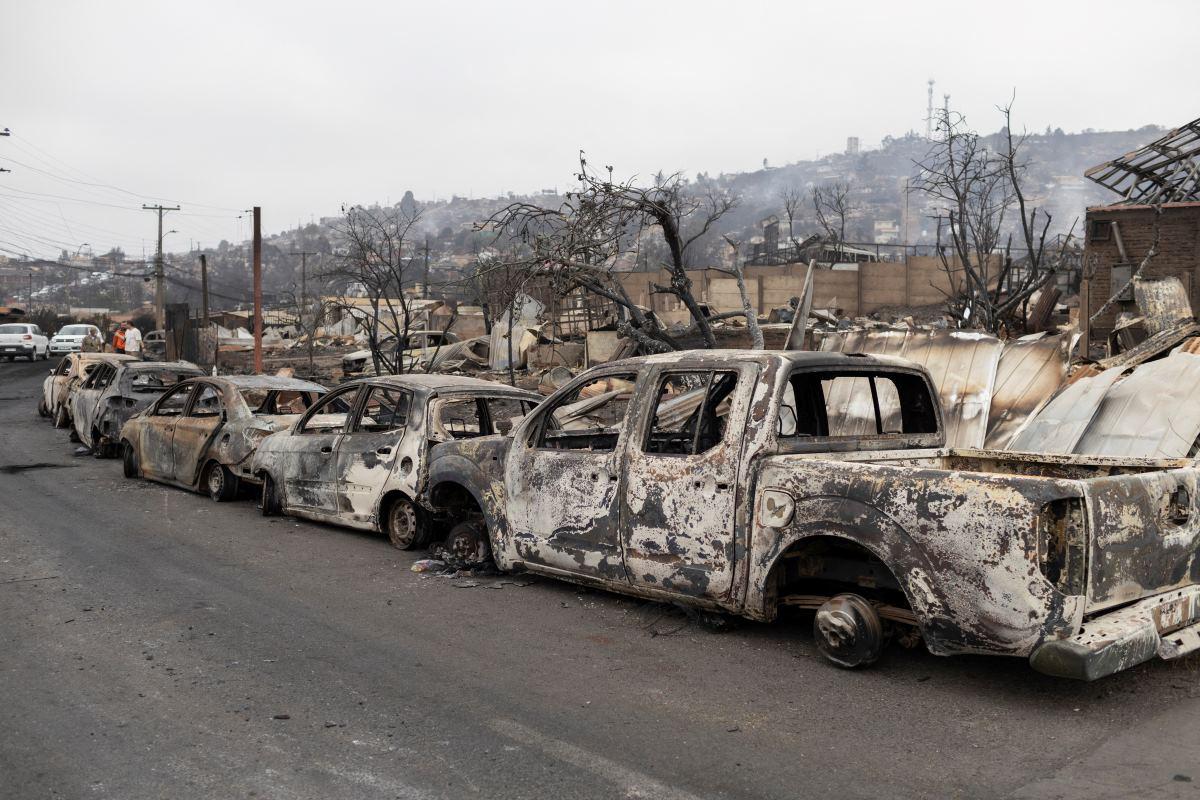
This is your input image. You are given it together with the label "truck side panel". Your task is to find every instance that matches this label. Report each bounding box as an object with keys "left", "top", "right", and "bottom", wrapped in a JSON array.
[{"left": 752, "top": 457, "right": 1086, "bottom": 657}]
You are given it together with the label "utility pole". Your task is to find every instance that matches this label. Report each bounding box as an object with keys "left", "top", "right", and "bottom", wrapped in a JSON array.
[
  {"left": 289, "top": 250, "right": 317, "bottom": 375},
  {"left": 28, "top": 271, "right": 33, "bottom": 311},
  {"left": 143, "top": 204, "right": 179, "bottom": 331},
  {"left": 252, "top": 206, "right": 263, "bottom": 373},
  {"left": 199, "top": 253, "right": 210, "bottom": 330}
]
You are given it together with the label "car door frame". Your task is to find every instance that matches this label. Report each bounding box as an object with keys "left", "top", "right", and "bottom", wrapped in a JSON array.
[
  {"left": 74, "top": 362, "right": 115, "bottom": 446},
  {"left": 620, "top": 362, "right": 758, "bottom": 603},
  {"left": 503, "top": 367, "right": 646, "bottom": 586},
  {"left": 137, "top": 380, "right": 200, "bottom": 480},
  {"left": 170, "top": 380, "right": 228, "bottom": 488},
  {"left": 279, "top": 383, "right": 366, "bottom": 518},
  {"left": 333, "top": 382, "right": 416, "bottom": 529}
]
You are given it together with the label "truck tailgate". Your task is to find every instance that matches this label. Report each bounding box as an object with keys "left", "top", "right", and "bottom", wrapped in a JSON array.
[{"left": 1084, "top": 466, "right": 1200, "bottom": 613}]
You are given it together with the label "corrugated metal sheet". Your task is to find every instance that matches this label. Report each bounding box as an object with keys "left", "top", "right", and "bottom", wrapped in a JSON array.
[
  {"left": 1075, "top": 352, "right": 1200, "bottom": 458},
  {"left": 817, "top": 328, "right": 1003, "bottom": 448},
  {"left": 983, "top": 332, "right": 1076, "bottom": 450},
  {"left": 1006, "top": 367, "right": 1126, "bottom": 454}
]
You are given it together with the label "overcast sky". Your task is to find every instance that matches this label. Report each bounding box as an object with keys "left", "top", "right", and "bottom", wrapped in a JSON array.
[{"left": 1, "top": 0, "right": 1197, "bottom": 260}]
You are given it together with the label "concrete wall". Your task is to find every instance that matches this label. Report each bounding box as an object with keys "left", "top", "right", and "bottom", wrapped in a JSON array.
[{"left": 609, "top": 256, "right": 976, "bottom": 322}]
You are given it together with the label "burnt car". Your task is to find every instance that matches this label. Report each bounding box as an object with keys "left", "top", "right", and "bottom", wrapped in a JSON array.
[
  {"left": 120, "top": 375, "right": 327, "bottom": 501},
  {"left": 427, "top": 350, "right": 1200, "bottom": 680},
  {"left": 251, "top": 375, "right": 539, "bottom": 549},
  {"left": 70, "top": 360, "right": 205, "bottom": 456},
  {"left": 40, "top": 352, "right": 137, "bottom": 426}
]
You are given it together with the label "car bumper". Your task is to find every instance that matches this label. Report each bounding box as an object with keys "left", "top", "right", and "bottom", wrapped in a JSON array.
[
  {"left": 0, "top": 345, "right": 34, "bottom": 356},
  {"left": 1030, "top": 586, "right": 1200, "bottom": 680},
  {"left": 50, "top": 343, "right": 80, "bottom": 353}
]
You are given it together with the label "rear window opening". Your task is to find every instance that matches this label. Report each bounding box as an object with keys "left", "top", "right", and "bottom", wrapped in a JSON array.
[{"left": 780, "top": 370, "right": 939, "bottom": 440}]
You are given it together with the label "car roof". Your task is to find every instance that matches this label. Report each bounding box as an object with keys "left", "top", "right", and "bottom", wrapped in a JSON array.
[
  {"left": 349, "top": 373, "right": 539, "bottom": 397},
  {"left": 606, "top": 348, "right": 927, "bottom": 373},
  {"left": 181, "top": 374, "right": 328, "bottom": 393},
  {"left": 122, "top": 360, "right": 204, "bottom": 373}
]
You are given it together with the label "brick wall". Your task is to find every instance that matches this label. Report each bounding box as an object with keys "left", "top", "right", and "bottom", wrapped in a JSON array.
[{"left": 1082, "top": 203, "right": 1200, "bottom": 342}]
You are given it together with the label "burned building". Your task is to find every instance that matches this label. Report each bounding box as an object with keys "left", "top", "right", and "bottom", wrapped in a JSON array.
[{"left": 1080, "top": 119, "right": 1200, "bottom": 353}]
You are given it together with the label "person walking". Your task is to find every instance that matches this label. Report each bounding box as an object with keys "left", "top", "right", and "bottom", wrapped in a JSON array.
[
  {"left": 113, "top": 323, "right": 127, "bottom": 354},
  {"left": 81, "top": 328, "right": 103, "bottom": 353},
  {"left": 123, "top": 322, "right": 143, "bottom": 360}
]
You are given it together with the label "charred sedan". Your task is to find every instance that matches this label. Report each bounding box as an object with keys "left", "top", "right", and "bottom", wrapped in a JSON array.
[
  {"left": 251, "top": 375, "right": 539, "bottom": 549},
  {"left": 41, "top": 352, "right": 136, "bottom": 426},
  {"left": 120, "top": 375, "right": 327, "bottom": 501},
  {"left": 70, "top": 360, "right": 205, "bottom": 456}
]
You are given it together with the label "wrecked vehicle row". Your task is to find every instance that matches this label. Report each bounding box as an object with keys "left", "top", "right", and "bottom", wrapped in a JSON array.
[{"left": 30, "top": 342, "right": 1200, "bottom": 681}]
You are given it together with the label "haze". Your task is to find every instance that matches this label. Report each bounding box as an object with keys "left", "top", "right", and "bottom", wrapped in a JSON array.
[{"left": 1, "top": 0, "right": 1197, "bottom": 258}]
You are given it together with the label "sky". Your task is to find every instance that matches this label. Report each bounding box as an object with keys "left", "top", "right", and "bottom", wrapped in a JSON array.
[{"left": 1, "top": 0, "right": 1197, "bottom": 260}]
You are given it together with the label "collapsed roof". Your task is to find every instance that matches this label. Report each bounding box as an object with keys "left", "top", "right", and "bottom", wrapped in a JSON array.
[{"left": 1085, "top": 118, "right": 1200, "bottom": 204}]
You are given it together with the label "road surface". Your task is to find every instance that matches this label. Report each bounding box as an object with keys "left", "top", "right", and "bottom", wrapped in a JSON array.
[{"left": 1, "top": 357, "right": 1198, "bottom": 799}]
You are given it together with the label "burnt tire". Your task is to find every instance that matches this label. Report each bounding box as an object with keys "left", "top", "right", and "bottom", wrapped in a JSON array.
[
  {"left": 91, "top": 430, "right": 114, "bottom": 459},
  {"left": 259, "top": 474, "right": 281, "bottom": 516},
  {"left": 37, "top": 399, "right": 48, "bottom": 418},
  {"left": 442, "top": 519, "right": 492, "bottom": 568},
  {"left": 53, "top": 404, "right": 69, "bottom": 429},
  {"left": 384, "top": 497, "right": 422, "bottom": 550},
  {"left": 813, "top": 593, "right": 885, "bottom": 669},
  {"left": 122, "top": 442, "right": 139, "bottom": 479},
  {"left": 204, "top": 462, "right": 238, "bottom": 502}
]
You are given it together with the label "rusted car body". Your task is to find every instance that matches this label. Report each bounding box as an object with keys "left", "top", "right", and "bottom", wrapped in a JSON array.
[
  {"left": 120, "top": 375, "right": 328, "bottom": 500},
  {"left": 251, "top": 375, "right": 539, "bottom": 549},
  {"left": 427, "top": 350, "right": 1200, "bottom": 680},
  {"left": 40, "top": 353, "right": 136, "bottom": 426},
  {"left": 70, "top": 360, "right": 204, "bottom": 456}
]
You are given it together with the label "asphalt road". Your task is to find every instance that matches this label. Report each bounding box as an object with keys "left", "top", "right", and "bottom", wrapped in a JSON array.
[{"left": 2, "top": 357, "right": 1199, "bottom": 800}]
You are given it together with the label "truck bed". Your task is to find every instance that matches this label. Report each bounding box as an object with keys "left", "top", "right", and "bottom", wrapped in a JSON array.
[{"left": 763, "top": 447, "right": 1200, "bottom": 618}]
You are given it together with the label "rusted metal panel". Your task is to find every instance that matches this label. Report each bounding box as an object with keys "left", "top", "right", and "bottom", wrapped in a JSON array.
[
  {"left": 1081, "top": 466, "right": 1200, "bottom": 613},
  {"left": 1096, "top": 320, "right": 1200, "bottom": 370},
  {"left": 984, "top": 332, "right": 1076, "bottom": 450},
  {"left": 1133, "top": 276, "right": 1194, "bottom": 335},
  {"left": 817, "top": 328, "right": 1002, "bottom": 448}
]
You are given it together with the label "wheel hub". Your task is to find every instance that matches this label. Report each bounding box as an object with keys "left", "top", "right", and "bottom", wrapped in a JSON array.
[{"left": 814, "top": 594, "right": 885, "bottom": 668}]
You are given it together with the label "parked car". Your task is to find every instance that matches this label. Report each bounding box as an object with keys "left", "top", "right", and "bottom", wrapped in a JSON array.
[
  {"left": 0, "top": 323, "right": 49, "bottom": 361},
  {"left": 341, "top": 331, "right": 460, "bottom": 375},
  {"left": 120, "top": 375, "right": 328, "bottom": 501},
  {"left": 426, "top": 349, "right": 1200, "bottom": 681},
  {"left": 48, "top": 324, "right": 102, "bottom": 356},
  {"left": 70, "top": 360, "right": 205, "bottom": 456},
  {"left": 251, "top": 375, "right": 539, "bottom": 549},
  {"left": 41, "top": 352, "right": 136, "bottom": 424},
  {"left": 142, "top": 329, "right": 166, "bottom": 360}
]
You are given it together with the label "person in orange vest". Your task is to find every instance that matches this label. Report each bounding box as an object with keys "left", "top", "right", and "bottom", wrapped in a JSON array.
[{"left": 113, "top": 323, "right": 127, "bottom": 354}]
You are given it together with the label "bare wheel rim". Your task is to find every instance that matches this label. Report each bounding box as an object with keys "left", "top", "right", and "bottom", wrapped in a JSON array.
[
  {"left": 387, "top": 500, "right": 418, "bottom": 548},
  {"left": 207, "top": 465, "right": 224, "bottom": 497}
]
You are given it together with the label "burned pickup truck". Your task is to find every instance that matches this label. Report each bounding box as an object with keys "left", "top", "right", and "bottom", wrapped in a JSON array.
[{"left": 427, "top": 350, "right": 1200, "bottom": 680}]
